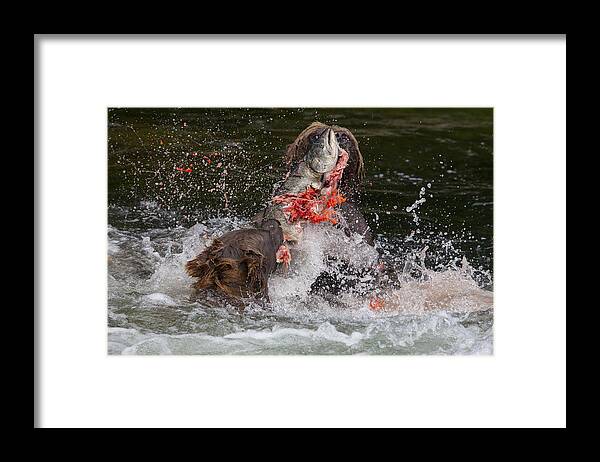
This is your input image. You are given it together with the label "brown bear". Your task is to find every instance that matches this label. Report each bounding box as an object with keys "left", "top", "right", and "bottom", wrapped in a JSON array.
[{"left": 186, "top": 123, "right": 362, "bottom": 303}]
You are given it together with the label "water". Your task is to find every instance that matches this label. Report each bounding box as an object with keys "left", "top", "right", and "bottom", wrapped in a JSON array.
[{"left": 108, "top": 108, "right": 493, "bottom": 355}]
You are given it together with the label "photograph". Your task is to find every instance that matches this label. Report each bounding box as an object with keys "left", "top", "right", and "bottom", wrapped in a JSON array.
[{"left": 107, "top": 107, "right": 494, "bottom": 355}]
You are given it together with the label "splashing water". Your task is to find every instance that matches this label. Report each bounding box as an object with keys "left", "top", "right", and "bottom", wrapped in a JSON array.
[
  {"left": 108, "top": 201, "right": 493, "bottom": 355},
  {"left": 108, "top": 108, "right": 493, "bottom": 355}
]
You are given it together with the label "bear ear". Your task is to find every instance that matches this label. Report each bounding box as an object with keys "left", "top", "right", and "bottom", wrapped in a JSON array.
[
  {"left": 185, "top": 239, "right": 225, "bottom": 290},
  {"left": 243, "top": 250, "right": 268, "bottom": 297},
  {"left": 185, "top": 254, "right": 216, "bottom": 290}
]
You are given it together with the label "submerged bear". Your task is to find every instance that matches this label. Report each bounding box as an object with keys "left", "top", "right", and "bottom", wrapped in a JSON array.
[{"left": 185, "top": 122, "right": 375, "bottom": 305}]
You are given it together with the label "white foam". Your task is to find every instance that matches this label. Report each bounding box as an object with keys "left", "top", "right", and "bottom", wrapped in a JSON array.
[
  {"left": 110, "top": 322, "right": 365, "bottom": 355},
  {"left": 224, "top": 322, "right": 364, "bottom": 346},
  {"left": 108, "top": 310, "right": 491, "bottom": 355},
  {"left": 269, "top": 224, "right": 379, "bottom": 303},
  {"left": 107, "top": 215, "right": 493, "bottom": 355},
  {"left": 141, "top": 292, "right": 179, "bottom": 306}
]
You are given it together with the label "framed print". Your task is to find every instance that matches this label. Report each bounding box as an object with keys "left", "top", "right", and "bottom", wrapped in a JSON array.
[{"left": 35, "top": 35, "right": 566, "bottom": 428}]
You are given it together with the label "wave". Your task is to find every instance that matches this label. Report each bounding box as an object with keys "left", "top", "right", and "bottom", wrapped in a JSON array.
[{"left": 107, "top": 213, "right": 493, "bottom": 355}]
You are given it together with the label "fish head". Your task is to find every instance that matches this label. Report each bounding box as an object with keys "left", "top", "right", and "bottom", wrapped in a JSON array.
[{"left": 305, "top": 127, "right": 340, "bottom": 174}]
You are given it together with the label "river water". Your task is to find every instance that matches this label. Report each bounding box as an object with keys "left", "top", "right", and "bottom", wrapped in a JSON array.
[{"left": 107, "top": 108, "right": 493, "bottom": 355}]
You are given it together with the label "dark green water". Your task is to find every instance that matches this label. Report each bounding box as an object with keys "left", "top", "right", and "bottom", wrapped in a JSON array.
[
  {"left": 107, "top": 108, "right": 493, "bottom": 355},
  {"left": 108, "top": 108, "right": 493, "bottom": 271}
]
